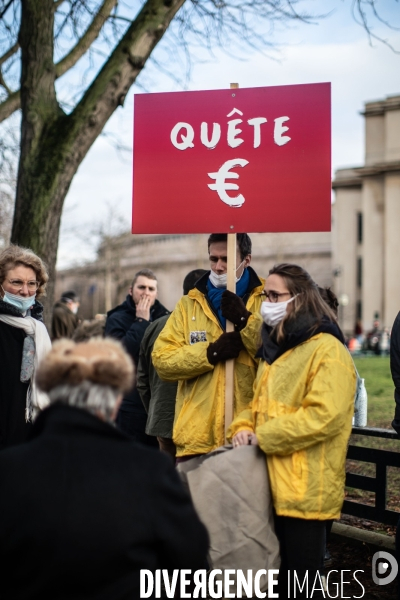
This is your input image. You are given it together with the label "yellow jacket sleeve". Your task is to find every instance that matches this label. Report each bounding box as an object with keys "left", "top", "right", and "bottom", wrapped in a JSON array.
[
  {"left": 256, "top": 353, "right": 356, "bottom": 456},
  {"left": 226, "top": 406, "right": 254, "bottom": 442},
  {"left": 152, "top": 301, "right": 214, "bottom": 382},
  {"left": 240, "top": 312, "right": 263, "bottom": 359}
]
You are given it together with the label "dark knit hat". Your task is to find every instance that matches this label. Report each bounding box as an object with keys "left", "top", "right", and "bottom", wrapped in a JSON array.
[{"left": 61, "top": 290, "right": 79, "bottom": 302}]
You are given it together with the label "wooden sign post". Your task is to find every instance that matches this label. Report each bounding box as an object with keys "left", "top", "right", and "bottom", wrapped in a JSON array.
[
  {"left": 224, "top": 83, "right": 239, "bottom": 442},
  {"left": 224, "top": 231, "right": 237, "bottom": 442}
]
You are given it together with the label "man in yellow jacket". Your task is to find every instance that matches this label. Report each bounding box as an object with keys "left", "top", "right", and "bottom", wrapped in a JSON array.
[{"left": 152, "top": 233, "right": 265, "bottom": 459}]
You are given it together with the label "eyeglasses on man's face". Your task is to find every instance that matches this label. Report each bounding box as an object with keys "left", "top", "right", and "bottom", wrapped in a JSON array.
[
  {"left": 264, "top": 291, "right": 291, "bottom": 303},
  {"left": 6, "top": 279, "right": 39, "bottom": 292}
]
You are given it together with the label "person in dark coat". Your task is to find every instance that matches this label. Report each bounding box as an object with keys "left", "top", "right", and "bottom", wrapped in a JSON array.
[
  {"left": 391, "top": 311, "right": 400, "bottom": 436},
  {"left": 137, "top": 269, "right": 207, "bottom": 460},
  {"left": 390, "top": 312, "right": 400, "bottom": 599},
  {"left": 105, "top": 268, "right": 169, "bottom": 447},
  {"left": 51, "top": 290, "right": 80, "bottom": 340},
  {"left": 0, "top": 337, "right": 209, "bottom": 600},
  {"left": 0, "top": 245, "right": 51, "bottom": 450},
  {"left": 72, "top": 315, "right": 105, "bottom": 342}
]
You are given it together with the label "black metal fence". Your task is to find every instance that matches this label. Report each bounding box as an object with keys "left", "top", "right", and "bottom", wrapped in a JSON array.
[{"left": 343, "top": 427, "right": 400, "bottom": 525}]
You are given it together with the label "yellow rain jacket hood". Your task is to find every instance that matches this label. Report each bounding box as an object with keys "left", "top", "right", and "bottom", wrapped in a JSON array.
[
  {"left": 228, "top": 326, "right": 356, "bottom": 520},
  {"left": 152, "top": 268, "right": 265, "bottom": 457}
]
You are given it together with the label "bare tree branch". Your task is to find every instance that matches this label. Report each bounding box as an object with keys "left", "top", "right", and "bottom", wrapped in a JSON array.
[
  {"left": 0, "top": 70, "right": 11, "bottom": 94},
  {"left": 51, "top": 0, "right": 187, "bottom": 190},
  {"left": 0, "top": 113, "right": 18, "bottom": 248},
  {"left": 352, "top": 0, "right": 400, "bottom": 53},
  {"left": 0, "top": 0, "right": 120, "bottom": 122},
  {"left": 0, "top": 42, "right": 19, "bottom": 67},
  {"left": 0, "top": 90, "right": 20, "bottom": 122},
  {"left": 0, "top": 0, "right": 15, "bottom": 21},
  {"left": 56, "top": 0, "right": 118, "bottom": 77}
]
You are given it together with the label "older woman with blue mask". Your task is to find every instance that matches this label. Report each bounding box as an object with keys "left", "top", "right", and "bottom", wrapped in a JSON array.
[{"left": 0, "top": 245, "right": 51, "bottom": 449}]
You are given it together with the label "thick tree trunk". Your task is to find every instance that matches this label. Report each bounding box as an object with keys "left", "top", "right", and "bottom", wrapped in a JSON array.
[
  {"left": 12, "top": 0, "right": 60, "bottom": 323},
  {"left": 11, "top": 0, "right": 186, "bottom": 325}
]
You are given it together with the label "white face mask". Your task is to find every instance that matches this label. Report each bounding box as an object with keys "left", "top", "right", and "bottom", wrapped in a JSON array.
[
  {"left": 260, "top": 295, "right": 296, "bottom": 327},
  {"left": 209, "top": 261, "right": 245, "bottom": 289}
]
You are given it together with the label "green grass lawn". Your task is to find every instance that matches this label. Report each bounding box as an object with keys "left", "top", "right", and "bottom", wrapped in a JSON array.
[
  {"left": 353, "top": 355, "right": 395, "bottom": 429},
  {"left": 345, "top": 355, "right": 400, "bottom": 520}
]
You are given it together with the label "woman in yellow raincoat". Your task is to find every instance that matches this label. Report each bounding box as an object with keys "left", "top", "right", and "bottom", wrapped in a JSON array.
[{"left": 228, "top": 263, "right": 356, "bottom": 599}]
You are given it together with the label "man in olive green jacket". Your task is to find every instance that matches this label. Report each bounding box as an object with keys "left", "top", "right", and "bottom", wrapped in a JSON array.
[{"left": 137, "top": 269, "right": 207, "bottom": 459}]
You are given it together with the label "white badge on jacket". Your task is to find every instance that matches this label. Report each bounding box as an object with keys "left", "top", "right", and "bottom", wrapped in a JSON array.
[{"left": 190, "top": 331, "right": 207, "bottom": 344}]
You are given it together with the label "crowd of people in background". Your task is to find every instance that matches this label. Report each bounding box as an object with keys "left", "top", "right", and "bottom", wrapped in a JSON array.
[
  {"left": 0, "top": 237, "right": 398, "bottom": 599},
  {"left": 347, "top": 317, "right": 391, "bottom": 356}
]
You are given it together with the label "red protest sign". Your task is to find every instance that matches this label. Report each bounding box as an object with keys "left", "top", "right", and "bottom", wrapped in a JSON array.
[{"left": 132, "top": 83, "right": 331, "bottom": 234}]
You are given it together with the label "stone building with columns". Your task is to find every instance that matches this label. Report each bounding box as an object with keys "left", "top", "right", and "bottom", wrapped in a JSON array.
[{"left": 332, "top": 93, "right": 400, "bottom": 335}]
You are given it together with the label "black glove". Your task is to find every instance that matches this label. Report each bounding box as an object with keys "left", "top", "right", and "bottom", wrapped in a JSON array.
[
  {"left": 206, "top": 332, "right": 244, "bottom": 365},
  {"left": 221, "top": 290, "right": 251, "bottom": 331}
]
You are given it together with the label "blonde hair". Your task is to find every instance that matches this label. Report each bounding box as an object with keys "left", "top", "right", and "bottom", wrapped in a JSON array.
[{"left": 0, "top": 245, "right": 49, "bottom": 299}]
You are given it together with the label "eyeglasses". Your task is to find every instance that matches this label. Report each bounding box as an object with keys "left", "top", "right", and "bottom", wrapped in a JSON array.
[
  {"left": 264, "top": 291, "right": 291, "bottom": 303},
  {"left": 6, "top": 279, "right": 39, "bottom": 292}
]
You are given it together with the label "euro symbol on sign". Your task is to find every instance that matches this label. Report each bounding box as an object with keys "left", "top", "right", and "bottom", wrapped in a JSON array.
[{"left": 208, "top": 158, "right": 249, "bottom": 208}]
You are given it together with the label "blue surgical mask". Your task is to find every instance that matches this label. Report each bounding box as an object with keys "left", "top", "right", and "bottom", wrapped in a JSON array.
[{"left": 1, "top": 286, "right": 36, "bottom": 313}]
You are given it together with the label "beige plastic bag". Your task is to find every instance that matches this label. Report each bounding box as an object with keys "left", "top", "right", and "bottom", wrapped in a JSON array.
[{"left": 177, "top": 445, "right": 280, "bottom": 596}]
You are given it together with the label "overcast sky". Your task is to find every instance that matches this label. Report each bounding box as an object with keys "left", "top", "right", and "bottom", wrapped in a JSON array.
[{"left": 57, "top": 0, "right": 400, "bottom": 269}]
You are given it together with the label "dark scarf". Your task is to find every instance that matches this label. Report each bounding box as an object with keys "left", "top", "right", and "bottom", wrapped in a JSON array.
[
  {"left": 207, "top": 268, "right": 250, "bottom": 330},
  {"left": 256, "top": 311, "right": 345, "bottom": 365},
  {"left": 0, "top": 298, "right": 44, "bottom": 321}
]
